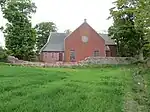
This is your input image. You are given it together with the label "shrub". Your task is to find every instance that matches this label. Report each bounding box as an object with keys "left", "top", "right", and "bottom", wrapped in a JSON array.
[{"left": 0, "top": 47, "right": 8, "bottom": 62}]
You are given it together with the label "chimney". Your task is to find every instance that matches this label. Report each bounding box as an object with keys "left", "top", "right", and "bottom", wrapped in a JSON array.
[{"left": 84, "top": 19, "right": 87, "bottom": 23}]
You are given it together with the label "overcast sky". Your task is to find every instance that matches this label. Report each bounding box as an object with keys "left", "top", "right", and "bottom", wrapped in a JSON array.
[{"left": 0, "top": 0, "right": 114, "bottom": 46}]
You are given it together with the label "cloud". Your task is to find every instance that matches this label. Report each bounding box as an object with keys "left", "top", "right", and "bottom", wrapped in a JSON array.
[
  {"left": 0, "top": 0, "right": 114, "bottom": 46},
  {"left": 32, "top": 0, "right": 114, "bottom": 32}
]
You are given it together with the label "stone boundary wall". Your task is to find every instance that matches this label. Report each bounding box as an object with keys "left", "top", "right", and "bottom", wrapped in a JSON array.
[
  {"left": 7, "top": 56, "right": 79, "bottom": 67},
  {"left": 79, "top": 57, "right": 133, "bottom": 65},
  {"left": 7, "top": 56, "right": 135, "bottom": 67}
]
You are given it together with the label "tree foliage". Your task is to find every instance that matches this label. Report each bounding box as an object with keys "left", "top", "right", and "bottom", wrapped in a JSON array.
[
  {"left": 1, "top": 0, "right": 37, "bottom": 61},
  {"left": 134, "top": 0, "right": 150, "bottom": 57},
  {"left": 0, "top": 47, "right": 8, "bottom": 62},
  {"left": 108, "top": 0, "right": 150, "bottom": 59},
  {"left": 64, "top": 29, "right": 72, "bottom": 34},
  {"left": 34, "top": 22, "right": 57, "bottom": 52}
]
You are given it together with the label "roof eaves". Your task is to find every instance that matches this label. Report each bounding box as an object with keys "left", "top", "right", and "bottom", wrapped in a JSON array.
[
  {"left": 39, "top": 32, "right": 52, "bottom": 54},
  {"left": 105, "top": 42, "right": 117, "bottom": 45}
]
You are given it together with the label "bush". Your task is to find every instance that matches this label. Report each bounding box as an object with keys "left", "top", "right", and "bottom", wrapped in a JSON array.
[
  {"left": 0, "top": 47, "right": 8, "bottom": 62},
  {"left": 70, "top": 64, "right": 128, "bottom": 69}
]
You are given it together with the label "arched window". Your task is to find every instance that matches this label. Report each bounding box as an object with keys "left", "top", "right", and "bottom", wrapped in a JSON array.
[{"left": 93, "top": 50, "right": 100, "bottom": 57}]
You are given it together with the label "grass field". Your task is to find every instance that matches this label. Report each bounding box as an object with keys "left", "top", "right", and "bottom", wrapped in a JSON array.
[
  {"left": 0, "top": 65, "right": 148, "bottom": 112},
  {"left": 145, "top": 69, "right": 150, "bottom": 110}
]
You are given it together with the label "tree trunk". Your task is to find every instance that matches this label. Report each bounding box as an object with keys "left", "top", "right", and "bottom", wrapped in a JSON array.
[
  {"left": 116, "top": 39, "right": 120, "bottom": 57},
  {"left": 139, "top": 49, "right": 144, "bottom": 61}
]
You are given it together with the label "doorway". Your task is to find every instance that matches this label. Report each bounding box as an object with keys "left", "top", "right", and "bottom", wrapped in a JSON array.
[{"left": 59, "top": 52, "right": 63, "bottom": 61}]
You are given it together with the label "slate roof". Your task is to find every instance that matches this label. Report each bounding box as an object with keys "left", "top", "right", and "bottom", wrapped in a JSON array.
[
  {"left": 41, "top": 32, "right": 68, "bottom": 52},
  {"left": 99, "top": 34, "right": 116, "bottom": 45},
  {"left": 41, "top": 32, "right": 116, "bottom": 52}
]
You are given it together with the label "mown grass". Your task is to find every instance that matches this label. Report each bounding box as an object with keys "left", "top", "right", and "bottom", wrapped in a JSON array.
[
  {"left": 0, "top": 65, "right": 132, "bottom": 112},
  {"left": 147, "top": 69, "right": 150, "bottom": 91},
  {"left": 145, "top": 68, "right": 150, "bottom": 111}
]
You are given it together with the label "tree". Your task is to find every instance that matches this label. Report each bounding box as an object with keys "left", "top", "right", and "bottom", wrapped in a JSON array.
[
  {"left": 64, "top": 29, "right": 72, "bottom": 34},
  {"left": 0, "top": 47, "right": 8, "bottom": 62},
  {"left": 108, "top": 0, "right": 150, "bottom": 59},
  {"left": 0, "top": 26, "right": 4, "bottom": 31},
  {"left": 34, "top": 22, "right": 57, "bottom": 52},
  {"left": 1, "top": 0, "right": 37, "bottom": 61},
  {"left": 134, "top": 0, "right": 150, "bottom": 59}
]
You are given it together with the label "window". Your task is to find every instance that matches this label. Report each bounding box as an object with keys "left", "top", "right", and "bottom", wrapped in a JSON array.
[
  {"left": 93, "top": 50, "right": 100, "bottom": 57},
  {"left": 82, "top": 36, "right": 88, "bottom": 43},
  {"left": 52, "top": 53, "right": 54, "bottom": 58},
  {"left": 70, "top": 50, "right": 76, "bottom": 62},
  {"left": 45, "top": 53, "right": 47, "bottom": 58}
]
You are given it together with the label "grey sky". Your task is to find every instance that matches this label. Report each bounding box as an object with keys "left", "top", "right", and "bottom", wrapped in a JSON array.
[{"left": 0, "top": 0, "right": 114, "bottom": 46}]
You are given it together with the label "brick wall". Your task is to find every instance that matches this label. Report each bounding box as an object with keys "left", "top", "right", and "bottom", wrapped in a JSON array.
[
  {"left": 40, "top": 52, "right": 64, "bottom": 63},
  {"left": 108, "top": 45, "right": 117, "bottom": 57},
  {"left": 65, "top": 22, "right": 105, "bottom": 62}
]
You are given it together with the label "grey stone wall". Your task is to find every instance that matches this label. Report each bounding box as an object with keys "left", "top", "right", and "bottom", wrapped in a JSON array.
[
  {"left": 7, "top": 56, "right": 24, "bottom": 63},
  {"left": 7, "top": 56, "right": 133, "bottom": 67},
  {"left": 79, "top": 57, "right": 132, "bottom": 65}
]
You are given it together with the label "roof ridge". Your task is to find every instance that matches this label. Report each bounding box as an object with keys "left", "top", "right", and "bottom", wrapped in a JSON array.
[{"left": 50, "top": 32, "right": 67, "bottom": 34}]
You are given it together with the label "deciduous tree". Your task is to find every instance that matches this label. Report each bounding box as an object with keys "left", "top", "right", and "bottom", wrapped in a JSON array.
[
  {"left": 108, "top": 0, "right": 150, "bottom": 59},
  {"left": 0, "top": 46, "right": 8, "bottom": 62},
  {"left": 34, "top": 22, "right": 57, "bottom": 52},
  {"left": 1, "top": 0, "right": 37, "bottom": 61}
]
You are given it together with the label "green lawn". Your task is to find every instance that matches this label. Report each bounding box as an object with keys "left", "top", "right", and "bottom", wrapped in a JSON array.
[
  {"left": 0, "top": 65, "right": 134, "bottom": 112},
  {"left": 145, "top": 69, "right": 150, "bottom": 109}
]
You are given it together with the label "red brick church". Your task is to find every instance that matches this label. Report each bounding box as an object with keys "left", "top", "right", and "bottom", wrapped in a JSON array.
[{"left": 40, "top": 19, "right": 117, "bottom": 63}]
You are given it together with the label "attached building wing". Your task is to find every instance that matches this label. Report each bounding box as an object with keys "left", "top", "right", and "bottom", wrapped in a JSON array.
[{"left": 99, "top": 34, "right": 116, "bottom": 45}]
